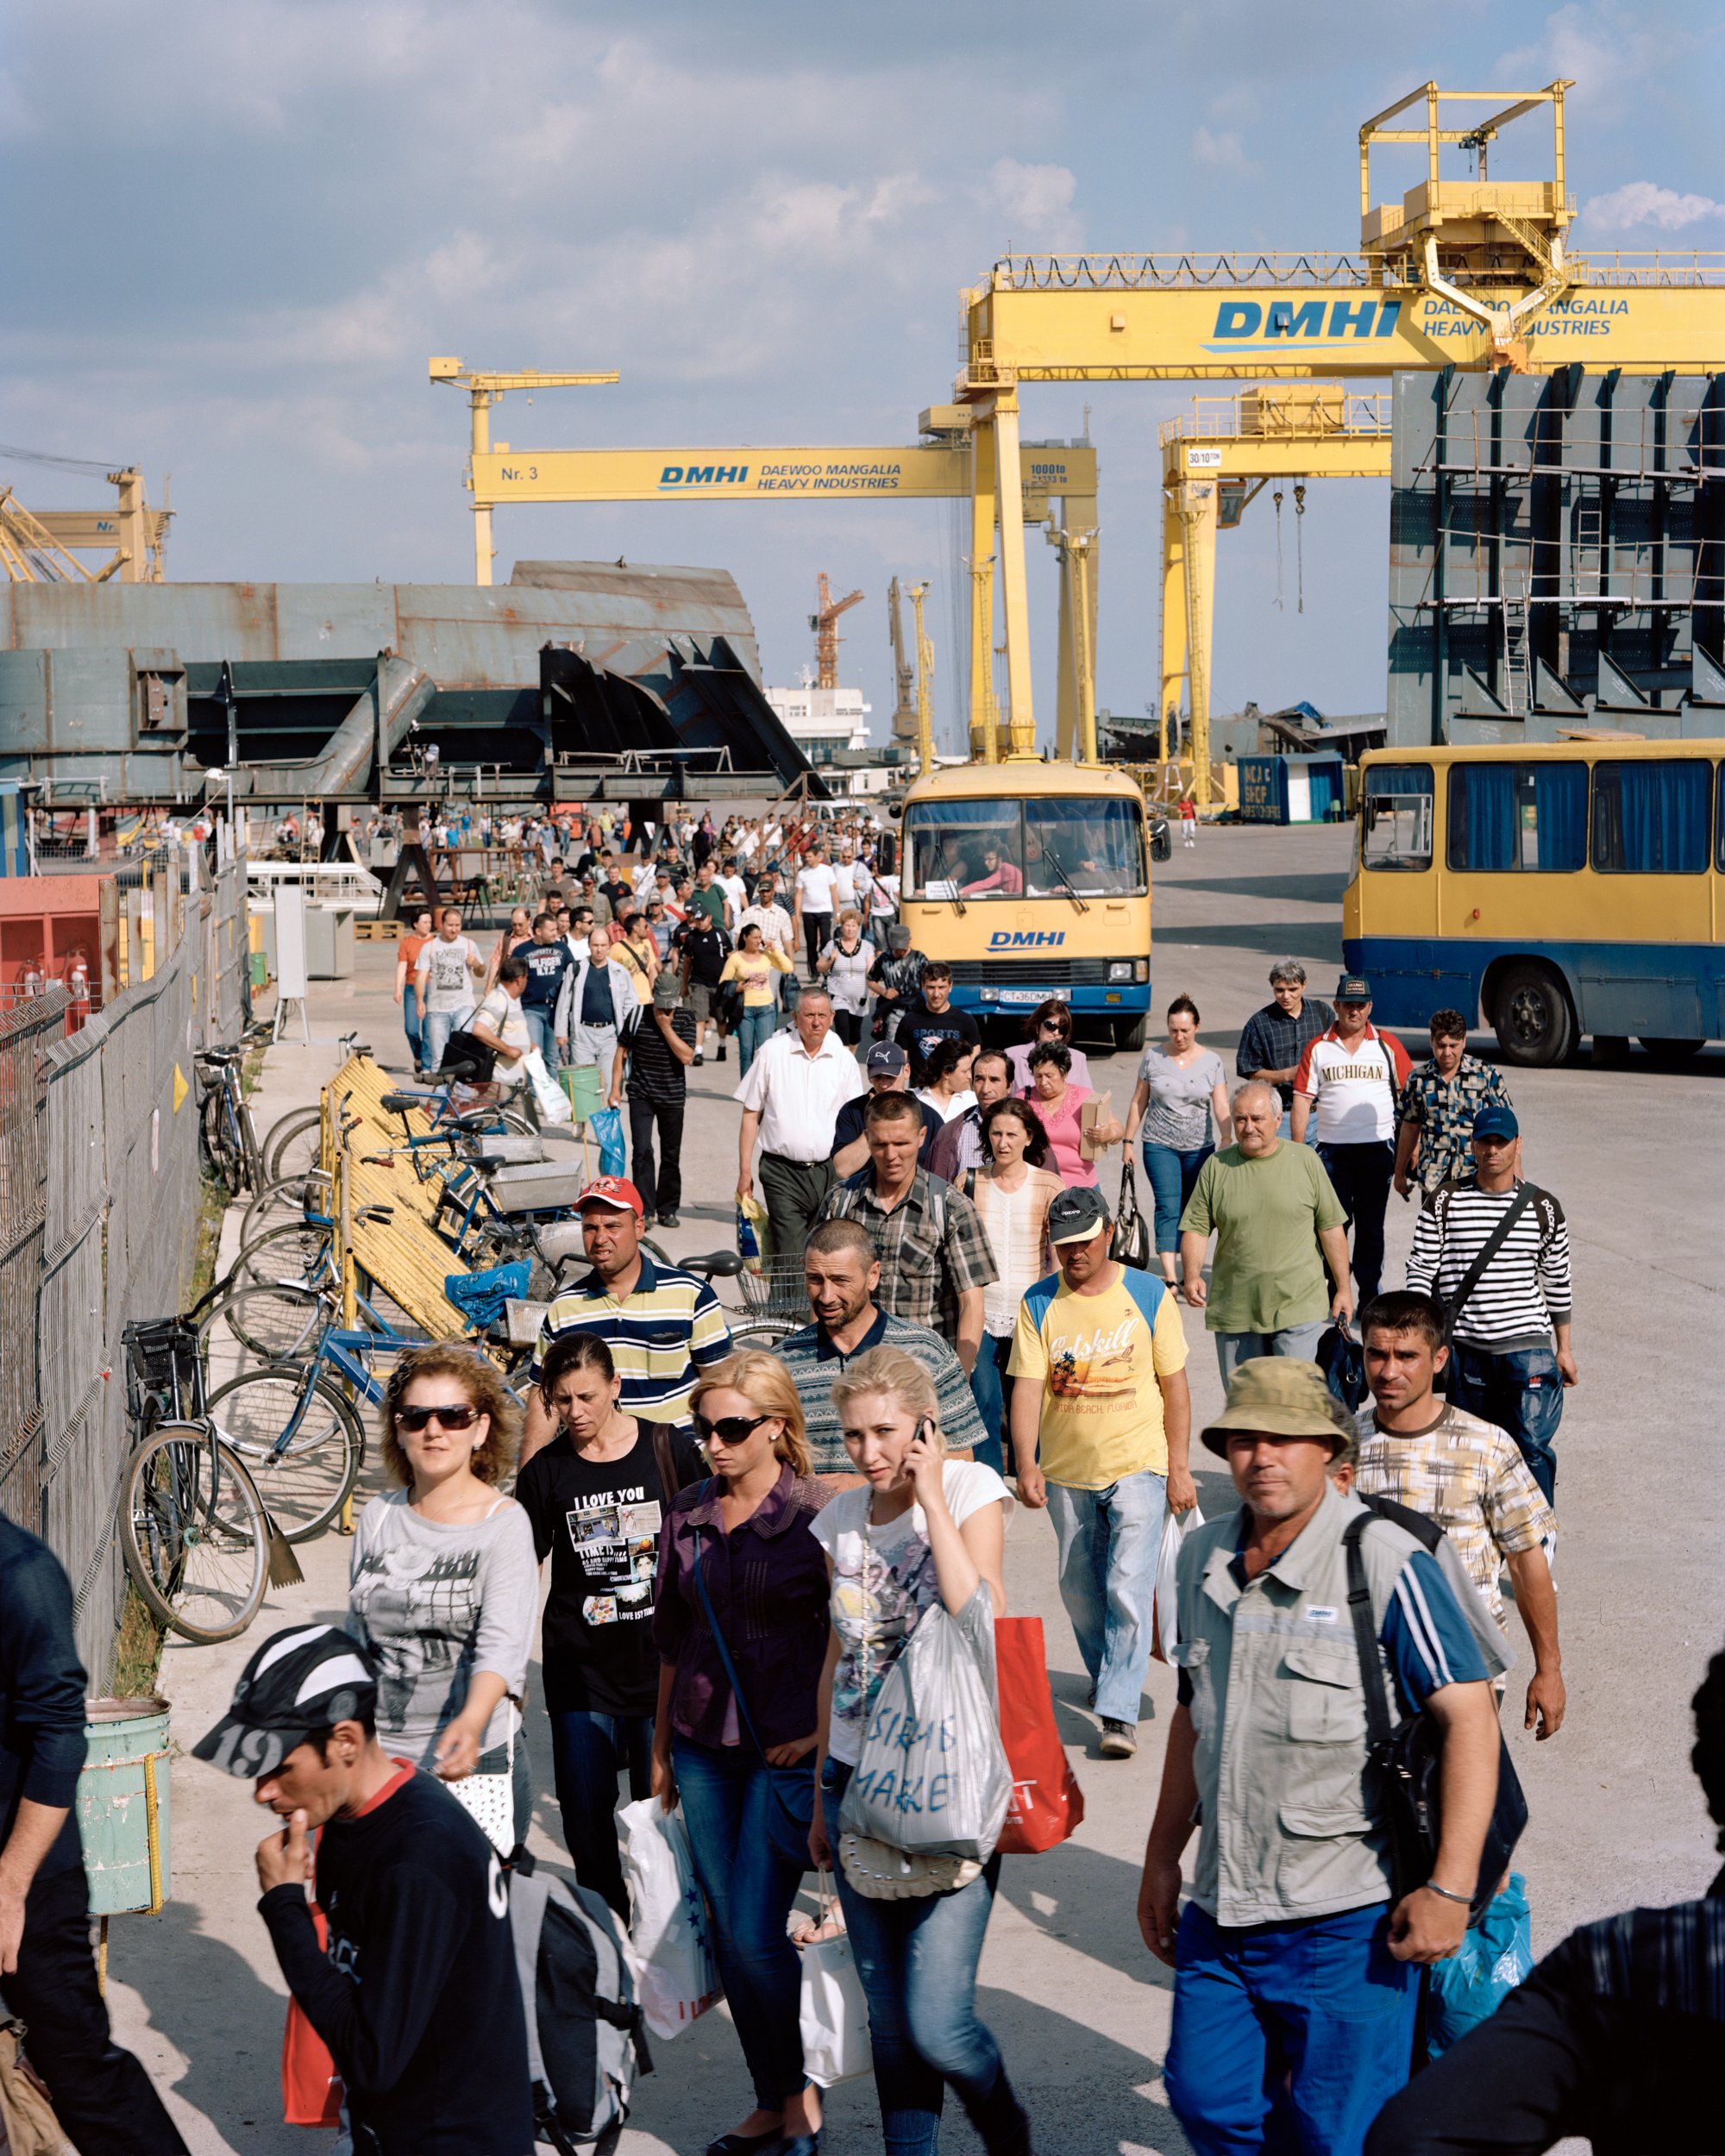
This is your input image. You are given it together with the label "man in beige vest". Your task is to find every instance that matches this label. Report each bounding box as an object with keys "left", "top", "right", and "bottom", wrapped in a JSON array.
[{"left": 1138, "top": 1358, "right": 1504, "bottom": 2156}]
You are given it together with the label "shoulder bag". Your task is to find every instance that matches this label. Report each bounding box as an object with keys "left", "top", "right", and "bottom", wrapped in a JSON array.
[
  {"left": 1343, "top": 1510, "right": 1527, "bottom": 1920},
  {"left": 1109, "top": 1157, "right": 1151, "bottom": 1269}
]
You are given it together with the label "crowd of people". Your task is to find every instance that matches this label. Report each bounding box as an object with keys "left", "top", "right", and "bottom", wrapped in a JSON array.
[{"left": 1, "top": 805, "right": 1715, "bottom": 2156}]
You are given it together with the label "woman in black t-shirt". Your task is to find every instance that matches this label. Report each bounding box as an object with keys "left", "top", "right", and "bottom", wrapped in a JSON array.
[{"left": 515, "top": 1333, "right": 700, "bottom": 1917}]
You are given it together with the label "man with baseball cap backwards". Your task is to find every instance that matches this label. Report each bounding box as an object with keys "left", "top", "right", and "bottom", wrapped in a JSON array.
[
  {"left": 195, "top": 1623, "right": 532, "bottom": 2155},
  {"left": 1138, "top": 1358, "right": 1508, "bottom": 2156},
  {"left": 518, "top": 1175, "right": 732, "bottom": 1469}
]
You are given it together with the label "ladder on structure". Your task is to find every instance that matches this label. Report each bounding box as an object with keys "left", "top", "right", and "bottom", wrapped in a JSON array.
[{"left": 1501, "top": 569, "right": 1532, "bottom": 720}]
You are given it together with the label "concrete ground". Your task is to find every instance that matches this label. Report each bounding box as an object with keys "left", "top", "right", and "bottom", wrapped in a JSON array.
[{"left": 101, "top": 824, "right": 1725, "bottom": 2155}]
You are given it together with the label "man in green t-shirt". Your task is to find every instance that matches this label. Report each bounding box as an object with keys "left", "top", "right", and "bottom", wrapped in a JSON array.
[{"left": 1178, "top": 1080, "right": 1352, "bottom": 1384}]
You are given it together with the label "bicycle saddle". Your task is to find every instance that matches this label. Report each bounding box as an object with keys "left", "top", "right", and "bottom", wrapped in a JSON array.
[
  {"left": 683, "top": 1250, "right": 744, "bottom": 1279},
  {"left": 379, "top": 1092, "right": 426, "bottom": 1114}
]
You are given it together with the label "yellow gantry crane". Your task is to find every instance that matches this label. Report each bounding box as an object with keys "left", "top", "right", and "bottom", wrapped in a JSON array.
[
  {"left": 1157, "top": 386, "right": 1392, "bottom": 792},
  {"left": 954, "top": 79, "right": 1725, "bottom": 801},
  {"left": 0, "top": 468, "right": 170, "bottom": 583}
]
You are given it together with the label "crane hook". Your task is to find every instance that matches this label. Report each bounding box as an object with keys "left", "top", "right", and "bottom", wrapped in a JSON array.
[
  {"left": 1272, "top": 489, "right": 1284, "bottom": 611},
  {"left": 1294, "top": 484, "right": 1307, "bottom": 614}
]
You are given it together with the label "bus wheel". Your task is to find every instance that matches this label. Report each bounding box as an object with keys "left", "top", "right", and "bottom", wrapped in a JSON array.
[
  {"left": 1491, "top": 963, "right": 1575, "bottom": 1068},
  {"left": 1640, "top": 1037, "right": 1704, "bottom": 1066},
  {"left": 1590, "top": 1034, "right": 1631, "bottom": 1068},
  {"left": 1113, "top": 1015, "right": 1148, "bottom": 1054}
]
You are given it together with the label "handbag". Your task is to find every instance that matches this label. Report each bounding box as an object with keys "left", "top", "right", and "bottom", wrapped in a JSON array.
[
  {"left": 993, "top": 1615, "right": 1085, "bottom": 1856},
  {"left": 587, "top": 1104, "right": 627, "bottom": 1178},
  {"left": 1110, "top": 1157, "right": 1151, "bottom": 1269},
  {"left": 1151, "top": 1503, "right": 1205, "bottom": 1664},
  {"left": 437, "top": 1024, "right": 496, "bottom": 1081},
  {"left": 444, "top": 1727, "right": 517, "bottom": 1857},
  {"left": 796, "top": 1873, "right": 872, "bottom": 2086},
  {"left": 1343, "top": 1512, "right": 1527, "bottom": 1920},
  {"left": 0, "top": 2021, "right": 72, "bottom": 2155}
]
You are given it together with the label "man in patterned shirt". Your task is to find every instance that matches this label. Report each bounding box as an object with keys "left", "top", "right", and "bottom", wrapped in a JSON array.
[
  {"left": 817, "top": 1090, "right": 995, "bottom": 1371},
  {"left": 1355, "top": 1289, "right": 1565, "bottom": 1740},
  {"left": 1393, "top": 1011, "right": 1515, "bottom": 1198}
]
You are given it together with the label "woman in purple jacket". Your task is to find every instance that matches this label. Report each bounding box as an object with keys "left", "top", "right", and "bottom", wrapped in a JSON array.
[{"left": 652, "top": 1351, "right": 830, "bottom": 2156}]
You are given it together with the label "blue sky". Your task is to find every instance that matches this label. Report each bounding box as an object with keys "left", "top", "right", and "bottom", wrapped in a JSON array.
[{"left": 4, "top": 1, "right": 1721, "bottom": 751}]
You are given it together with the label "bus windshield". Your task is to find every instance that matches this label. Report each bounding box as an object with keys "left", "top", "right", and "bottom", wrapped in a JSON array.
[{"left": 904, "top": 797, "right": 1147, "bottom": 899}]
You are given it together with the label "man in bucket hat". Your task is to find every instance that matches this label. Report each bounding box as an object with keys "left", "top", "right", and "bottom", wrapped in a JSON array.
[
  {"left": 196, "top": 1624, "right": 531, "bottom": 2155},
  {"left": 1137, "top": 1360, "right": 1506, "bottom": 2156}
]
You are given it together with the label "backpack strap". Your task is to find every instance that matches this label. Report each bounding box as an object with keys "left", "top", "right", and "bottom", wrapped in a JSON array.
[{"left": 1342, "top": 1514, "right": 1398, "bottom": 1752}]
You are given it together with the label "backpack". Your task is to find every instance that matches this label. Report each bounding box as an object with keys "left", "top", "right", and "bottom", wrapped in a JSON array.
[{"left": 506, "top": 1849, "right": 653, "bottom": 2153}]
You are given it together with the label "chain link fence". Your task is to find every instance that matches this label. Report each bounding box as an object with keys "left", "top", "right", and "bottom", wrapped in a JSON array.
[{"left": 0, "top": 859, "right": 250, "bottom": 1680}]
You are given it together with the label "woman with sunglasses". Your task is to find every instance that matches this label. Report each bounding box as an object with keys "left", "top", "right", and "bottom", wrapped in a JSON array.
[
  {"left": 807, "top": 1345, "right": 1030, "bottom": 2156},
  {"left": 516, "top": 1332, "right": 703, "bottom": 1919},
  {"left": 1124, "top": 993, "right": 1232, "bottom": 1289},
  {"left": 1004, "top": 998, "right": 1091, "bottom": 1092},
  {"left": 348, "top": 1344, "right": 538, "bottom": 1848},
  {"left": 652, "top": 1353, "right": 830, "bottom": 2156}
]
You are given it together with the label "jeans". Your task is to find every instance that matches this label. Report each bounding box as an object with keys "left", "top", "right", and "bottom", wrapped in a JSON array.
[
  {"left": 737, "top": 1004, "right": 778, "bottom": 1075},
  {"left": 0, "top": 1864, "right": 190, "bottom": 2155},
  {"left": 628, "top": 1092, "right": 686, "bottom": 1218},
  {"left": 1316, "top": 1139, "right": 1396, "bottom": 1303},
  {"left": 1166, "top": 1899, "right": 1418, "bottom": 2156},
  {"left": 522, "top": 1004, "right": 559, "bottom": 1069},
  {"left": 673, "top": 1736, "right": 815, "bottom": 2110},
  {"left": 1446, "top": 1342, "right": 1564, "bottom": 1505},
  {"left": 1144, "top": 1141, "right": 1215, "bottom": 1257},
  {"left": 401, "top": 981, "right": 423, "bottom": 1070},
  {"left": 549, "top": 1708, "right": 653, "bottom": 1919},
  {"left": 420, "top": 1004, "right": 473, "bottom": 1075},
  {"left": 966, "top": 1333, "right": 1011, "bottom": 1475},
  {"left": 1214, "top": 1319, "right": 1330, "bottom": 1388},
  {"left": 823, "top": 1760, "right": 1027, "bottom": 2156},
  {"left": 1275, "top": 1110, "right": 1320, "bottom": 1145},
  {"left": 1044, "top": 1468, "right": 1168, "bottom": 1724}
]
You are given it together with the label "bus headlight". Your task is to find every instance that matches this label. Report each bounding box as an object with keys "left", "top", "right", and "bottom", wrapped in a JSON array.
[{"left": 1107, "top": 962, "right": 1133, "bottom": 982}]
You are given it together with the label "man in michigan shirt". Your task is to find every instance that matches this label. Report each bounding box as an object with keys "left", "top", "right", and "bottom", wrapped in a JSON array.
[{"left": 1010, "top": 1187, "right": 1194, "bottom": 1759}]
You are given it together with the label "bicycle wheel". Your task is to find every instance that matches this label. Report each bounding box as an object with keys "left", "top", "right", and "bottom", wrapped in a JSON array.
[
  {"left": 120, "top": 1424, "right": 269, "bottom": 1643},
  {"left": 206, "top": 1369, "right": 365, "bottom": 1543},
  {"left": 239, "top": 1169, "right": 332, "bottom": 1248},
  {"left": 236, "top": 1218, "right": 336, "bottom": 1289},
  {"left": 726, "top": 1317, "right": 800, "bottom": 1349},
  {"left": 200, "top": 1282, "right": 329, "bottom": 1363},
  {"left": 264, "top": 1104, "right": 323, "bottom": 1185},
  {"left": 200, "top": 1087, "right": 243, "bottom": 1195}
]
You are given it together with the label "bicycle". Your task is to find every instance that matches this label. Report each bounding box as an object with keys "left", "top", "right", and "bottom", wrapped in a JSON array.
[
  {"left": 118, "top": 1317, "right": 278, "bottom": 1644},
  {"left": 197, "top": 1040, "right": 267, "bottom": 1196}
]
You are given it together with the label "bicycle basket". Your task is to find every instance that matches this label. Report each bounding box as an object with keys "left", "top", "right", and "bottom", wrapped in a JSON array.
[
  {"left": 122, "top": 1317, "right": 208, "bottom": 1427},
  {"left": 737, "top": 1250, "right": 812, "bottom": 1323}
]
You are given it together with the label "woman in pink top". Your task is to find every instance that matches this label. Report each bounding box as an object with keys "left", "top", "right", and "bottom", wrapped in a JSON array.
[{"left": 1022, "top": 1042, "right": 1123, "bottom": 1188}]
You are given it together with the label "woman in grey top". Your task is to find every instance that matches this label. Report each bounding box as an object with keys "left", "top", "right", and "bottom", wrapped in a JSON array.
[
  {"left": 1124, "top": 994, "right": 1231, "bottom": 1288},
  {"left": 348, "top": 1344, "right": 539, "bottom": 1847},
  {"left": 815, "top": 908, "right": 876, "bottom": 1047}
]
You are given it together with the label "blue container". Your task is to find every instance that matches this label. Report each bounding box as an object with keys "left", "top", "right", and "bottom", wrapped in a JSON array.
[{"left": 78, "top": 1697, "right": 172, "bottom": 1917}]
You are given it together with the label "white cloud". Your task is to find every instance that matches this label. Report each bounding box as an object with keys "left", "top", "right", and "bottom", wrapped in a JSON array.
[
  {"left": 1496, "top": 3, "right": 1659, "bottom": 115},
  {"left": 983, "top": 158, "right": 1081, "bottom": 248},
  {"left": 1192, "top": 126, "right": 1255, "bottom": 176},
  {"left": 1580, "top": 181, "right": 1724, "bottom": 231}
]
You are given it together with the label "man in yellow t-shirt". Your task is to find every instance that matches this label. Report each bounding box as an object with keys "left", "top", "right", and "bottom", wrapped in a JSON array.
[{"left": 1009, "top": 1185, "right": 1195, "bottom": 1758}]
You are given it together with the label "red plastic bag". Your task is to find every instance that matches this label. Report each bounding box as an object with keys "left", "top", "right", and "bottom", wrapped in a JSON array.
[
  {"left": 994, "top": 1615, "right": 1085, "bottom": 1856},
  {"left": 281, "top": 1907, "right": 343, "bottom": 2127}
]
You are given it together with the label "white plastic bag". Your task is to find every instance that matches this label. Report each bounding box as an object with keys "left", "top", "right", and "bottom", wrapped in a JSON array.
[
  {"left": 522, "top": 1047, "right": 574, "bottom": 1125},
  {"left": 798, "top": 1919, "right": 872, "bottom": 2087},
  {"left": 619, "top": 1797, "right": 720, "bottom": 2040},
  {"left": 1151, "top": 1504, "right": 1205, "bottom": 1664}
]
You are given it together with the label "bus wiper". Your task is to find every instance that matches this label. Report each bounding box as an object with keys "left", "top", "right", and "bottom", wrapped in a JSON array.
[{"left": 1039, "top": 845, "right": 1090, "bottom": 913}]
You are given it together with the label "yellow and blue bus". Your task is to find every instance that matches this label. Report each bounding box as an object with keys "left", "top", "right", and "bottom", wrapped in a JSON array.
[
  {"left": 894, "top": 761, "right": 1161, "bottom": 1050},
  {"left": 1343, "top": 739, "right": 1723, "bottom": 1066}
]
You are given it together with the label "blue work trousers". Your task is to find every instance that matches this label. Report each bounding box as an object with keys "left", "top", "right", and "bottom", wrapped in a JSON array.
[
  {"left": 401, "top": 982, "right": 423, "bottom": 1071},
  {"left": 822, "top": 1759, "right": 1026, "bottom": 2156},
  {"left": 1044, "top": 1467, "right": 1168, "bottom": 1725},
  {"left": 548, "top": 1707, "right": 653, "bottom": 1920},
  {"left": 1446, "top": 1342, "right": 1564, "bottom": 1506},
  {"left": 1145, "top": 1140, "right": 1215, "bottom": 1256},
  {"left": 673, "top": 1737, "right": 814, "bottom": 2111},
  {"left": 1166, "top": 1900, "right": 1418, "bottom": 2156}
]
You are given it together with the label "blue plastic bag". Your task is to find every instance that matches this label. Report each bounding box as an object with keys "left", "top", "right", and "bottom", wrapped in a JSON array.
[
  {"left": 588, "top": 1105, "right": 627, "bottom": 1179},
  {"left": 1425, "top": 1872, "right": 1533, "bottom": 2059},
  {"left": 444, "top": 1263, "right": 532, "bottom": 1331}
]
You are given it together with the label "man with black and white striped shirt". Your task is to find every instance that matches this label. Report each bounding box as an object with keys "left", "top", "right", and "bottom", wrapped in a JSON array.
[{"left": 1403, "top": 1104, "right": 1574, "bottom": 1504}]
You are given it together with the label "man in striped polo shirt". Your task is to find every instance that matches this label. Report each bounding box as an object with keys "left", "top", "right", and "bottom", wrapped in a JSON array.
[
  {"left": 1403, "top": 1106, "right": 1575, "bottom": 1504},
  {"left": 518, "top": 1177, "right": 732, "bottom": 1466}
]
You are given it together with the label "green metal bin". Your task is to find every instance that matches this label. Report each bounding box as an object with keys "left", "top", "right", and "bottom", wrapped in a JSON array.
[{"left": 78, "top": 1697, "right": 171, "bottom": 1917}]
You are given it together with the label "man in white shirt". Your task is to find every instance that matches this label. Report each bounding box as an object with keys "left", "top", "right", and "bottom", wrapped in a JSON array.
[
  {"left": 734, "top": 987, "right": 866, "bottom": 1257},
  {"left": 715, "top": 856, "right": 748, "bottom": 926},
  {"left": 831, "top": 843, "right": 860, "bottom": 916},
  {"left": 413, "top": 907, "right": 486, "bottom": 1074},
  {"left": 1291, "top": 973, "right": 1414, "bottom": 1307},
  {"left": 794, "top": 847, "right": 840, "bottom": 979}
]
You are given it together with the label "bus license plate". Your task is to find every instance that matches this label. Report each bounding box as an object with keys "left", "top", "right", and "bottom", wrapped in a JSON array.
[{"left": 999, "top": 989, "right": 1051, "bottom": 1005}]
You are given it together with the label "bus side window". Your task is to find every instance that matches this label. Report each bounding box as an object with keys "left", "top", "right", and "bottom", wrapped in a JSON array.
[
  {"left": 1590, "top": 759, "right": 1712, "bottom": 874},
  {"left": 1361, "top": 764, "right": 1433, "bottom": 872}
]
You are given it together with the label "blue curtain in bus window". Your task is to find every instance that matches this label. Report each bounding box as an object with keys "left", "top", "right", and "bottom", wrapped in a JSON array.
[
  {"left": 1528, "top": 762, "right": 1587, "bottom": 871},
  {"left": 1448, "top": 765, "right": 1516, "bottom": 870},
  {"left": 1591, "top": 760, "right": 1711, "bottom": 874}
]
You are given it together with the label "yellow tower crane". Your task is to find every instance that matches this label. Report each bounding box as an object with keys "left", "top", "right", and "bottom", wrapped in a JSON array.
[
  {"left": 955, "top": 80, "right": 1725, "bottom": 801},
  {"left": 429, "top": 356, "right": 620, "bottom": 584},
  {"left": 810, "top": 573, "right": 863, "bottom": 690}
]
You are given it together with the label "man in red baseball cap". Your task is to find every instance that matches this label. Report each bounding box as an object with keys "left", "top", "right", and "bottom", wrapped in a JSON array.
[{"left": 518, "top": 1175, "right": 732, "bottom": 1466}]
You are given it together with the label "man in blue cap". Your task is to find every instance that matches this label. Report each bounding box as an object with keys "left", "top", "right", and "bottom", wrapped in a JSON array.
[{"left": 1404, "top": 1105, "right": 1575, "bottom": 1504}]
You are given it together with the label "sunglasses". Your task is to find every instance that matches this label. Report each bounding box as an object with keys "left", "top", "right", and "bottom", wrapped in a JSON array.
[
  {"left": 1038, "top": 1019, "right": 1071, "bottom": 1034},
  {"left": 692, "top": 1412, "right": 774, "bottom": 1445},
  {"left": 397, "top": 1402, "right": 483, "bottom": 1433}
]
